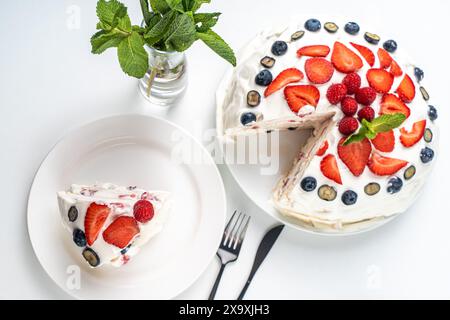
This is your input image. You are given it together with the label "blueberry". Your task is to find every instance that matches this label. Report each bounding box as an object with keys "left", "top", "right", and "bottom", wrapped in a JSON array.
[
  {"left": 271, "top": 41, "right": 288, "bottom": 56},
  {"left": 121, "top": 244, "right": 132, "bottom": 255},
  {"left": 404, "top": 165, "right": 416, "bottom": 180},
  {"left": 255, "top": 69, "right": 273, "bottom": 86},
  {"left": 387, "top": 177, "right": 403, "bottom": 194},
  {"left": 305, "top": 19, "right": 321, "bottom": 32},
  {"left": 420, "top": 147, "right": 434, "bottom": 163},
  {"left": 318, "top": 185, "right": 337, "bottom": 201},
  {"left": 240, "top": 112, "right": 257, "bottom": 126},
  {"left": 68, "top": 206, "right": 78, "bottom": 222},
  {"left": 82, "top": 248, "right": 100, "bottom": 267},
  {"left": 344, "top": 22, "right": 360, "bottom": 35},
  {"left": 342, "top": 190, "right": 358, "bottom": 205},
  {"left": 420, "top": 86, "right": 430, "bottom": 101},
  {"left": 324, "top": 22, "right": 339, "bottom": 33},
  {"left": 383, "top": 40, "right": 398, "bottom": 53},
  {"left": 291, "top": 31, "right": 305, "bottom": 41},
  {"left": 72, "top": 229, "right": 86, "bottom": 247},
  {"left": 428, "top": 105, "right": 438, "bottom": 121},
  {"left": 301, "top": 177, "right": 317, "bottom": 192},
  {"left": 260, "top": 56, "right": 275, "bottom": 68},
  {"left": 364, "top": 182, "right": 380, "bottom": 196},
  {"left": 247, "top": 90, "right": 261, "bottom": 107},
  {"left": 424, "top": 128, "right": 433, "bottom": 143},
  {"left": 414, "top": 67, "right": 424, "bottom": 82},
  {"left": 364, "top": 32, "right": 380, "bottom": 45}
]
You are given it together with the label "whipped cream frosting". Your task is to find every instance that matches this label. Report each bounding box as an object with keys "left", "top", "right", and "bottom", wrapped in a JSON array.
[
  {"left": 216, "top": 17, "right": 439, "bottom": 232},
  {"left": 58, "top": 183, "right": 171, "bottom": 267}
]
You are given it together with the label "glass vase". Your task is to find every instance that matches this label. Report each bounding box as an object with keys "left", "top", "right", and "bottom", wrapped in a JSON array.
[{"left": 138, "top": 46, "right": 187, "bottom": 106}]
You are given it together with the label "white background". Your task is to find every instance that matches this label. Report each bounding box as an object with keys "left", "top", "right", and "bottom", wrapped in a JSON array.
[{"left": 1, "top": 0, "right": 449, "bottom": 299}]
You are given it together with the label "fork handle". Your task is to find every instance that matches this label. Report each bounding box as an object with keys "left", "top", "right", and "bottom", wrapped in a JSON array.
[{"left": 208, "top": 263, "right": 226, "bottom": 300}]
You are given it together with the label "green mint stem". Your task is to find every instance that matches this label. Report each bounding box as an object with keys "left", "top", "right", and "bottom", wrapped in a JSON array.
[{"left": 146, "top": 67, "right": 157, "bottom": 97}]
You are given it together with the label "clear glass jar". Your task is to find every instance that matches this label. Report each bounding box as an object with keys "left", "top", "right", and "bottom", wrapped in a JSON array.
[{"left": 138, "top": 46, "right": 187, "bottom": 106}]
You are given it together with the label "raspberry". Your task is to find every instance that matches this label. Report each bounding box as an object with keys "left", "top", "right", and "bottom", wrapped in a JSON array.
[
  {"left": 326, "top": 84, "right": 347, "bottom": 105},
  {"left": 133, "top": 200, "right": 154, "bottom": 223},
  {"left": 355, "top": 87, "right": 377, "bottom": 106},
  {"left": 342, "top": 73, "right": 361, "bottom": 95},
  {"left": 339, "top": 117, "right": 359, "bottom": 135},
  {"left": 358, "top": 106, "right": 375, "bottom": 122},
  {"left": 341, "top": 97, "right": 358, "bottom": 116}
]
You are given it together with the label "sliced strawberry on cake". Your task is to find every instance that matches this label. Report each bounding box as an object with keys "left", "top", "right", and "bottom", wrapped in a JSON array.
[
  {"left": 350, "top": 42, "right": 375, "bottom": 67},
  {"left": 85, "top": 203, "right": 110, "bottom": 246},
  {"left": 367, "top": 68, "right": 394, "bottom": 93},
  {"left": 284, "top": 85, "right": 320, "bottom": 113},
  {"left": 396, "top": 74, "right": 416, "bottom": 103},
  {"left": 377, "top": 48, "right": 393, "bottom": 69},
  {"left": 400, "top": 119, "right": 426, "bottom": 147},
  {"left": 380, "top": 94, "right": 411, "bottom": 119},
  {"left": 331, "top": 41, "right": 363, "bottom": 73},
  {"left": 297, "top": 45, "right": 330, "bottom": 57},
  {"left": 304, "top": 58, "right": 334, "bottom": 84},
  {"left": 389, "top": 60, "right": 403, "bottom": 77},
  {"left": 320, "top": 154, "right": 342, "bottom": 184},
  {"left": 337, "top": 137, "right": 372, "bottom": 177},
  {"left": 103, "top": 216, "right": 140, "bottom": 249},
  {"left": 368, "top": 153, "right": 408, "bottom": 176},
  {"left": 316, "top": 140, "right": 329, "bottom": 156},
  {"left": 371, "top": 130, "right": 395, "bottom": 153},
  {"left": 264, "top": 68, "right": 304, "bottom": 97}
]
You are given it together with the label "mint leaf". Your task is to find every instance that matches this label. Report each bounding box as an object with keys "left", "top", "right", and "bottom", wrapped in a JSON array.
[
  {"left": 343, "top": 126, "right": 368, "bottom": 145},
  {"left": 164, "top": 13, "right": 197, "bottom": 51},
  {"left": 190, "top": 0, "right": 210, "bottom": 12},
  {"left": 196, "top": 29, "right": 236, "bottom": 66},
  {"left": 144, "top": 10, "right": 177, "bottom": 46},
  {"left": 166, "top": 0, "right": 185, "bottom": 12},
  {"left": 91, "top": 30, "right": 126, "bottom": 54},
  {"left": 117, "top": 14, "right": 132, "bottom": 32},
  {"left": 140, "top": 0, "right": 152, "bottom": 25},
  {"left": 118, "top": 31, "right": 149, "bottom": 78},
  {"left": 150, "top": 0, "right": 171, "bottom": 14},
  {"left": 96, "top": 0, "right": 127, "bottom": 30},
  {"left": 367, "top": 113, "right": 406, "bottom": 133},
  {"left": 194, "top": 12, "right": 220, "bottom": 32}
]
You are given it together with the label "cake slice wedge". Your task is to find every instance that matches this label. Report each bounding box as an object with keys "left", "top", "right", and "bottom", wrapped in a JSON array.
[{"left": 57, "top": 183, "right": 171, "bottom": 268}]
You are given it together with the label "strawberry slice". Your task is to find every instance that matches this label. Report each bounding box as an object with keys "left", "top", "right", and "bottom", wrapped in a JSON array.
[
  {"left": 367, "top": 68, "right": 394, "bottom": 93},
  {"left": 85, "top": 203, "right": 110, "bottom": 246},
  {"left": 389, "top": 60, "right": 403, "bottom": 77},
  {"left": 320, "top": 154, "right": 342, "bottom": 184},
  {"left": 284, "top": 85, "right": 320, "bottom": 113},
  {"left": 368, "top": 153, "right": 408, "bottom": 176},
  {"left": 304, "top": 58, "right": 334, "bottom": 84},
  {"left": 316, "top": 140, "right": 329, "bottom": 156},
  {"left": 297, "top": 45, "right": 330, "bottom": 57},
  {"left": 350, "top": 42, "right": 375, "bottom": 67},
  {"left": 396, "top": 74, "right": 416, "bottom": 103},
  {"left": 372, "top": 130, "right": 395, "bottom": 152},
  {"left": 331, "top": 41, "right": 363, "bottom": 73},
  {"left": 377, "top": 48, "right": 393, "bottom": 69},
  {"left": 380, "top": 94, "right": 411, "bottom": 119},
  {"left": 337, "top": 137, "right": 372, "bottom": 177},
  {"left": 264, "top": 68, "right": 304, "bottom": 97},
  {"left": 400, "top": 119, "right": 426, "bottom": 147},
  {"left": 102, "top": 216, "right": 140, "bottom": 249}
]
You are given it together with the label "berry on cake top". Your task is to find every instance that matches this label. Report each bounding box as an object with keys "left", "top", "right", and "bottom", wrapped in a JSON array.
[{"left": 217, "top": 17, "right": 438, "bottom": 232}]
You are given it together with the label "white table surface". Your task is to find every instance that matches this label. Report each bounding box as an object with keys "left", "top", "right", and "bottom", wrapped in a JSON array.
[{"left": 1, "top": 0, "right": 449, "bottom": 299}]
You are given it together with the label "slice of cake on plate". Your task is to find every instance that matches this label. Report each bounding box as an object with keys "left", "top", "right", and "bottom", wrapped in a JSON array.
[
  {"left": 57, "top": 183, "right": 170, "bottom": 267},
  {"left": 217, "top": 17, "right": 438, "bottom": 232}
]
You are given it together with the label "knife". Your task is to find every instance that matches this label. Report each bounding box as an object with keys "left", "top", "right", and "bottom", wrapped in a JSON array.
[{"left": 237, "top": 224, "right": 285, "bottom": 300}]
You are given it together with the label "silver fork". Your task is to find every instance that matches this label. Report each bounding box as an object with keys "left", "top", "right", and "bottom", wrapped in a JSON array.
[{"left": 208, "top": 211, "right": 250, "bottom": 300}]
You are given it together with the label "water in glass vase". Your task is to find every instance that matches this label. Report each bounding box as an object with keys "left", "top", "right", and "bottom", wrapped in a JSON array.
[{"left": 139, "top": 46, "right": 187, "bottom": 106}]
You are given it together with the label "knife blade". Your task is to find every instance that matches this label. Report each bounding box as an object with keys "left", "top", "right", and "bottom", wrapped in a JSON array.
[{"left": 237, "top": 224, "right": 285, "bottom": 300}]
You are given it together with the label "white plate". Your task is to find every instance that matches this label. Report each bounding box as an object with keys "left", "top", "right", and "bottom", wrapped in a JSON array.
[{"left": 27, "top": 114, "right": 226, "bottom": 299}]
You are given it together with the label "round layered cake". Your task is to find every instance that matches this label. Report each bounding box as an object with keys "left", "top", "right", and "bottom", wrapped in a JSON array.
[{"left": 217, "top": 17, "right": 439, "bottom": 232}]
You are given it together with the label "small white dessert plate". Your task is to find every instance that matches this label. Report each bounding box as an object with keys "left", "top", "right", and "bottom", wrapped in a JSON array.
[{"left": 27, "top": 114, "right": 226, "bottom": 299}]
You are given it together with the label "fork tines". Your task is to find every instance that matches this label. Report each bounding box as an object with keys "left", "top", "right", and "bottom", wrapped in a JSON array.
[{"left": 221, "top": 211, "right": 250, "bottom": 253}]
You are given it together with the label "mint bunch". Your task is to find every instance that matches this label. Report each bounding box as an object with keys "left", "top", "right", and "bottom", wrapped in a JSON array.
[
  {"left": 344, "top": 113, "right": 406, "bottom": 145},
  {"left": 91, "top": 0, "right": 236, "bottom": 78}
]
